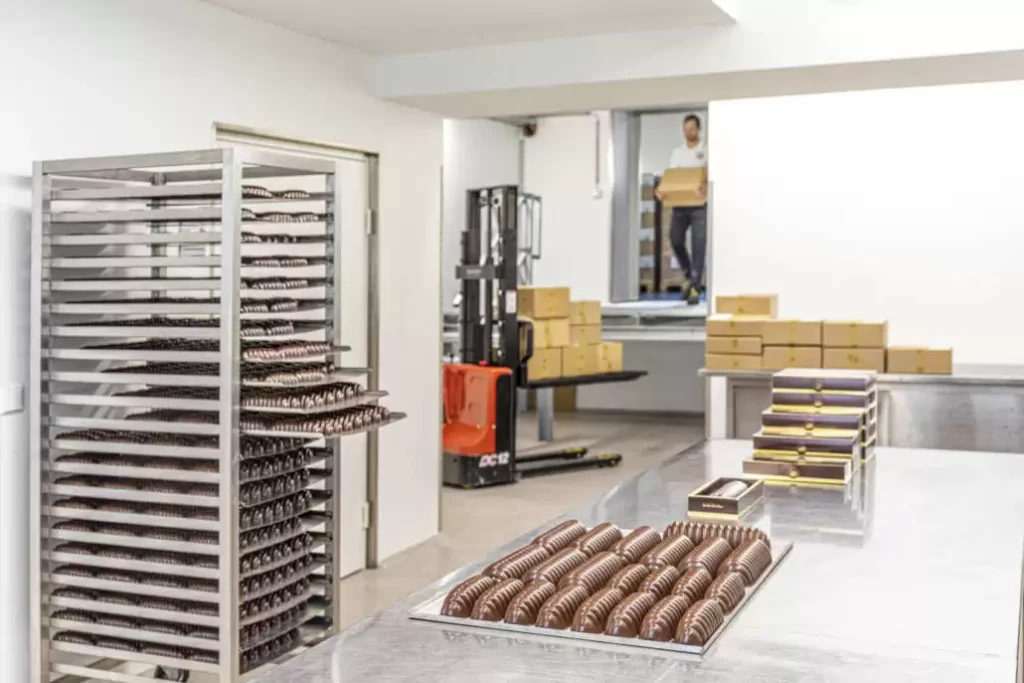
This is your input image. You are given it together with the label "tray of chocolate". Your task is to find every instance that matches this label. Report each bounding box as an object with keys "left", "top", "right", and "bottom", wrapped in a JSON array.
[
  {"left": 408, "top": 520, "right": 791, "bottom": 656},
  {"left": 771, "top": 368, "right": 876, "bottom": 393}
]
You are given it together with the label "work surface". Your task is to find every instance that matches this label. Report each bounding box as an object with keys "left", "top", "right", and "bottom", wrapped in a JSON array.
[{"left": 255, "top": 441, "right": 1024, "bottom": 682}]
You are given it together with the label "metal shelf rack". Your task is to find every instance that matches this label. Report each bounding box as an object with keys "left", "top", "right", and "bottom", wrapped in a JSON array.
[{"left": 30, "top": 149, "right": 402, "bottom": 682}]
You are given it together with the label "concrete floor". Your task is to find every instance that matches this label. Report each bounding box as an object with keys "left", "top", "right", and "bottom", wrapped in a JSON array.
[{"left": 336, "top": 411, "right": 703, "bottom": 629}]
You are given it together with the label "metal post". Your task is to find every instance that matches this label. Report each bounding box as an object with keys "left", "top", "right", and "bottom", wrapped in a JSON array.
[
  {"left": 325, "top": 167, "right": 343, "bottom": 618},
  {"left": 365, "top": 155, "right": 382, "bottom": 569},
  {"left": 29, "top": 162, "right": 45, "bottom": 683},
  {"left": 217, "top": 149, "right": 242, "bottom": 681},
  {"left": 536, "top": 388, "right": 555, "bottom": 442}
]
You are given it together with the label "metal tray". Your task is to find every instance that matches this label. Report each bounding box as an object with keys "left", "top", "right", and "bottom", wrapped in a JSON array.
[{"left": 408, "top": 538, "right": 792, "bottom": 657}]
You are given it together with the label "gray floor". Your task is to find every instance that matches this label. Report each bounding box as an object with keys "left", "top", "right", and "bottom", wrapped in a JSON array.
[{"left": 336, "top": 411, "right": 703, "bottom": 630}]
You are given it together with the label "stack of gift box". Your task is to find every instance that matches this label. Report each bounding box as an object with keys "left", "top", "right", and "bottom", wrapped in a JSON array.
[{"left": 742, "top": 368, "right": 878, "bottom": 487}]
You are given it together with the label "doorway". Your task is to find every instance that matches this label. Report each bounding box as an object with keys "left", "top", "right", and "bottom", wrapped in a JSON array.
[{"left": 216, "top": 124, "right": 377, "bottom": 577}]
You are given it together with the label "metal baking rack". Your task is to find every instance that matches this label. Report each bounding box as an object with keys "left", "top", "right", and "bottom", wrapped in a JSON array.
[{"left": 31, "top": 149, "right": 403, "bottom": 682}]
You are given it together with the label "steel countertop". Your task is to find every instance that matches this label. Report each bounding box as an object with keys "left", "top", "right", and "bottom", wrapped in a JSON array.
[
  {"left": 255, "top": 440, "right": 1024, "bottom": 682},
  {"left": 702, "top": 362, "right": 1024, "bottom": 387}
]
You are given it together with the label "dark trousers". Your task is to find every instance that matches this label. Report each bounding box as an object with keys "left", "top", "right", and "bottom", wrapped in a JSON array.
[{"left": 669, "top": 206, "right": 707, "bottom": 288}]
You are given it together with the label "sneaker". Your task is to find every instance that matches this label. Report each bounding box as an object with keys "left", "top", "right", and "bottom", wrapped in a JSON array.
[{"left": 685, "top": 285, "right": 700, "bottom": 306}]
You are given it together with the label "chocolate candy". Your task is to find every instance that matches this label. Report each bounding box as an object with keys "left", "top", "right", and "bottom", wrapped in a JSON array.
[
  {"left": 604, "top": 591, "right": 657, "bottom": 638},
  {"left": 558, "top": 551, "right": 626, "bottom": 593},
  {"left": 609, "top": 526, "right": 661, "bottom": 563},
  {"left": 638, "top": 565, "right": 681, "bottom": 599},
  {"left": 532, "top": 520, "right": 587, "bottom": 554},
  {"left": 679, "top": 537, "right": 732, "bottom": 575},
  {"left": 671, "top": 567, "right": 713, "bottom": 604},
  {"left": 573, "top": 523, "right": 623, "bottom": 557},
  {"left": 441, "top": 575, "right": 497, "bottom": 618},
  {"left": 705, "top": 571, "right": 745, "bottom": 613},
  {"left": 639, "top": 595, "right": 690, "bottom": 642},
  {"left": 640, "top": 535, "right": 695, "bottom": 569},
  {"left": 606, "top": 564, "right": 650, "bottom": 594},
  {"left": 665, "top": 520, "right": 771, "bottom": 550},
  {"left": 719, "top": 539, "right": 771, "bottom": 585},
  {"left": 536, "top": 585, "right": 589, "bottom": 629},
  {"left": 674, "top": 598, "right": 725, "bottom": 646},
  {"left": 483, "top": 545, "right": 551, "bottom": 580},
  {"left": 522, "top": 548, "right": 588, "bottom": 584},
  {"left": 504, "top": 581, "right": 557, "bottom": 625},
  {"left": 470, "top": 578, "right": 524, "bottom": 621},
  {"left": 571, "top": 587, "right": 624, "bottom": 633}
]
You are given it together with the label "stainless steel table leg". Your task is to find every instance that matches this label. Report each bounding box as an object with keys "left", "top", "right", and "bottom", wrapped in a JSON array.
[{"left": 536, "top": 387, "right": 555, "bottom": 442}]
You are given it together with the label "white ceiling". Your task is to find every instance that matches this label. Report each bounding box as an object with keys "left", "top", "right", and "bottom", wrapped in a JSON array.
[{"left": 202, "top": 0, "right": 733, "bottom": 55}]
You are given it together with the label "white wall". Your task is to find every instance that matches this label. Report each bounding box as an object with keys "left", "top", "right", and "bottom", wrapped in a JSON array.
[
  {"left": 710, "top": 80, "right": 1024, "bottom": 364},
  {"left": 442, "top": 119, "right": 521, "bottom": 311},
  {"left": 0, "top": 2, "right": 442, "bottom": 679},
  {"left": 525, "top": 113, "right": 613, "bottom": 301}
]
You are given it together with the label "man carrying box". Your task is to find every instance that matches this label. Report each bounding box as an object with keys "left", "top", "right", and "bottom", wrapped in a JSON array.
[{"left": 658, "top": 113, "right": 708, "bottom": 307}]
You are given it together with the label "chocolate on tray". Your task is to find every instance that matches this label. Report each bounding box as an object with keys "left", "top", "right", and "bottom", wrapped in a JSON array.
[
  {"left": 639, "top": 535, "right": 695, "bottom": 569},
  {"left": 639, "top": 595, "right": 691, "bottom": 642},
  {"left": 572, "top": 523, "right": 623, "bottom": 556},
  {"left": 671, "top": 567, "right": 713, "bottom": 604},
  {"left": 679, "top": 537, "right": 733, "bottom": 575},
  {"left": 483, "top": 545, "right": 551, "bottom": 580},
  {"left": 470, "top": 578, "right": 524, "bottom": 622},
  {"left": 522, "top": 548, "right": 589, "bottom": 585},
  {"left": 557, "top": 551, "right": 626, "bottom": 593},
  {"left": 637, "top": 565, "right": 682, "bottom": 599},
  {"left": 504, "top": 581, "right": 557, "bottom": 626},
  {"left": 705, "top": 572, "right": 745, "bottom": 613},
  {"left": 609, "top": 526, "right": 661, "bottom": 563},
  {"left": 440, "top": 575, "right": 497, "bottom": 618},
  {"left": 604, "top": 591, "right": 657, "bottom": 638},
  {"left": 571, "top": 587, "right": 624, "bottom": 634},
  {"left": 535, "top": 585, "right": 589, "bottom": 630},
  {"left": 606, "top": 564, "right": 651, "bottom": 594},
  {"left": 532, "top": 520, "right": 588, "bottom": 554}
]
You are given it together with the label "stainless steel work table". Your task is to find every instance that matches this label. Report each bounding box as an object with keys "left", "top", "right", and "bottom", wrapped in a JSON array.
[
  {"left": 705, "top": 363, "right": 1024, "bottom": 453},
  {"left": 255, "top": 440, "right": 1024, "bottom": 682}
]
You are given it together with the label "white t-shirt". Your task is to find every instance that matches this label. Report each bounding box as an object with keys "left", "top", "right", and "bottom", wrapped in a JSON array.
[{"left": 668, "top": 141, "right": 707, "bottom": 170}]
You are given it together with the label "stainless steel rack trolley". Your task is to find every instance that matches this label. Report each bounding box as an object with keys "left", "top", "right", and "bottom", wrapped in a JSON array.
[{"left": 30, "top": 149, "right": 405, "bottom": 682}]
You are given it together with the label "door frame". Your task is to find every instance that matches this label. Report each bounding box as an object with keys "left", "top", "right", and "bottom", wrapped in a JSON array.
[{"left": 213, "top": 122, "right": 384, "bottom": 569}]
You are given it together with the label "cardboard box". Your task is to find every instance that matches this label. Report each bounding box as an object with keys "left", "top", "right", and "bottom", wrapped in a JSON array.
[
  {"left": 705, "top": 353, "right": 762, "bottom": 371},
  {"left": 823, "top": 321, "right": 888, "bottom": 348},
  {"left": 824, "top": 348, "right": 886, "bottom": 372},
  {"left": 527, "top": 348, "right": 561, "bottom": 381},
  {"left": 562, "top": 345, "right": 600, "bottom": 377},
  {"left": 569, "top": 301, "right": 602, "bottom": 326},
  {"left": 706, "top": 315, "right": 771, "bottom": 338},
  {"left": 688, "top": 477, "right": 764, "bottom": 518},
  {"left": 659, "top": 167, "right": 708, "bottom": 208},
  {"left": 522, "top": 317, "right": 570, "bottom": 349},
  {"left": 715, "top": 295, "right": 778, "bottom": 318},
  {"left": 762, "top": 346, "right": 822, "bottom": 370},
  {"left": 597, "top": 342, "right": 623, "bottom": 373},
  {"left": 569, "top": 324, "right": 601, "bottom": 347},
  {"left": 518, "top": 286, "right": 570, "bottom": 320},
  {"left": 762, "top": 320, "right": 822, "bottom": 346},
  {"left": 641, "top": 211, "right": 656, "bottom": 228},
  {"left": 639, "top": 240, "right": 655, "bottom": 256},
  {"left": 886, "top": 347, "right": 953, "bottom": 374},
  {"left": 706, "top": 336, "right": 762, "bottom": 355}
]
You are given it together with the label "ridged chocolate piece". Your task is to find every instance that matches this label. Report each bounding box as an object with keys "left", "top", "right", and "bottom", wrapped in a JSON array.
[
  {"left": 504, "top": 580, "right": 557, "bottom": 625},
  {"left": 639, "top": 595, "right": 691, "bottom": 642},
  {"left": 609, "top": 526, "right": 662, "bottom": 563},
  {"left": 675, "top": 598, "right": 725, "bottom": 645},
  {"left": 606, "top": 564, "right": 650, "bottom": 594},
  {"left": 522, "top": 547, "right": 589, "bottom": 584},
  {"left": 532, "top": 520, "right": 587, "bottom": 554},
  {"left": 719, "top": 539, "right": 771, "bottom": 585},
  {"left": 482, "top": 544, "right": 551, "bottom": 580},
  {"left": 558, "top": 551, "right": 626, "bottom": 593},
  {"left": 571, "top": 587, "right": 624, "bottom": 633},
  {"left": 470, "top": 578, "right": 524, "bottom": 622},
  {"left": 665, "top": 520, "right": 771, "bottom": 550},
  {"left": 638, "top": 565, "right": 682, "bottom": 599},
  {"left": 604, "top": 591, "right": 657, "bottom": 638},
  {"left": 440, "top": 575, "right": 497, "bottom": 618},
  {"left": 705, "top": 571, "right": 745, "bottom": 613},
  {"left": 640, "top": 534, "right": 695, "bottom": 569},
  {"left": 671, "top": 567, "right": 713, "bottom": 604},
  {"left": 573, "top": 523, "right": 623, "bottom": 557},
  {"left": 679, "top": 537, "right": 732, "bottom": 575},
  {"left": 536, "top": 585, "right": 589, "bottom": 629}
]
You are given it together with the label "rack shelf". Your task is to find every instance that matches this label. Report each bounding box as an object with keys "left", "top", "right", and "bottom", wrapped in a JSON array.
[{"left": 32, "top": 148, "right": 402, "bottom": 682}]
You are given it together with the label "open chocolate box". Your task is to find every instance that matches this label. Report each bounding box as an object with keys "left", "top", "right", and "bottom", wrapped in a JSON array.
[
  {"left": 687, "top": 477, "right": 765, "bottom": 518},
  {"left": 408, "top": 520, "right": 792, "bottom": 656}
]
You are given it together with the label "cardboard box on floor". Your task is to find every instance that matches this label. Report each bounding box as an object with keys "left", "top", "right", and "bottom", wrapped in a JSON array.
[
  {"left": 887, "top": 347, "right": 953, "bottom": 374},
  {"left": 518, "top": 286, "right": 570, "bottom": 319},
  {"left": 659, "top": 167, "right": 708, "bottom": 208},
  {"left": 526, "top": 348, "right": 561, "bottom": 381},
  {"left": 562, "top": 346, "right": 600, "bottom": 377},
  {"left": 522, "top": 317, "right": 570, "bottom": 349},
  {"left": 570, "top": 324, "right": 601, "bottom": 347},
  {"left": 715, "top": 295, "right": 778, "bottom": 318},
  {"left": 762, "top": 346, "right": 823, "bottom": 371},
  {"left": 569, "top": 301, "right": 602, "bottom": 325}
]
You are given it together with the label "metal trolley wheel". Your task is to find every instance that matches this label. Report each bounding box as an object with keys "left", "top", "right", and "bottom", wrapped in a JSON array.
[{"left": 154, "top": 667, "right": 190, "bottom": 682}]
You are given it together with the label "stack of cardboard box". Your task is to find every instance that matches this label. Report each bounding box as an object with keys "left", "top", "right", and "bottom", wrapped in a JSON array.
[
  {"left": 704, "top": 294, "right": 777, "bottom": 371},
  {"left": 822, "top": 322, "right": 888, "bottom": 372},
  {"left": 519, "top": 287, "right": 624, "bottom": 382},
  {"left": 742, "top": 368, "right": 878, "bottom": 487}
]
